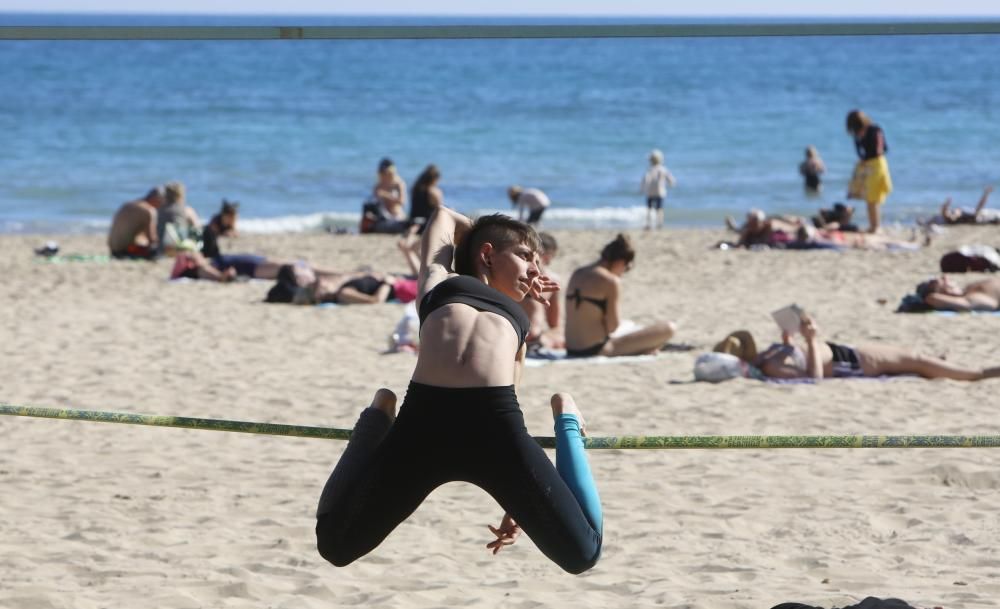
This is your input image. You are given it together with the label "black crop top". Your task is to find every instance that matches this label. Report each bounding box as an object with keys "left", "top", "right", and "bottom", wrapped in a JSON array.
[
  {"left": 418, "top": 275, "right": 531, "bottom": 348},
  {"left": 854, "top": 124, "right": 888, "bottom": 160}
]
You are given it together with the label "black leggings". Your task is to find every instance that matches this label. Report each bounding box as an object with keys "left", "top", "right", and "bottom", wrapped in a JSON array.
[{"left": 316, "top": 382, "right": 602, "bottom": 574}]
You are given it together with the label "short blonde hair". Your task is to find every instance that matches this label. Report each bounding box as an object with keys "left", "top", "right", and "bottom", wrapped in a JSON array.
[
  {"left": 649, "top": 149, "right": 664, "bottom": 164},
  {"left": 164, "top": 181, "right": 186, "bottom": 205}
]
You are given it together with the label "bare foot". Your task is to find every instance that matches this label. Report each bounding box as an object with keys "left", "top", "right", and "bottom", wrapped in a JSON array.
[
  {"left": 368, "top": 388, "right": 398, "bottom": 423},
  {"left": 550, "top": 393, "right": 586, "bottom": 436}
]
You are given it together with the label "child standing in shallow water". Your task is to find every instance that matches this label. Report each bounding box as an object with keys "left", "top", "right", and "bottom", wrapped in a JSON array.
[
  {"left": 640, "top": 149, "right": 676, "bottom": 230},
  {"left": 799, "top": 145, "right": 826, "bottom": 194}
]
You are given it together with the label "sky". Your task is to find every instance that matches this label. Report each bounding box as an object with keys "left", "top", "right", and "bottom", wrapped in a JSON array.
[{"left": 0, "top": 0, "right": 997, "bottom": 16}]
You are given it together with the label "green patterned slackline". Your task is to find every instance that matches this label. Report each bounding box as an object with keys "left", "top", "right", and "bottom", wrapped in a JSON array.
[{"left": 3, "top": 404, "right": 1000, "bottom": 450}]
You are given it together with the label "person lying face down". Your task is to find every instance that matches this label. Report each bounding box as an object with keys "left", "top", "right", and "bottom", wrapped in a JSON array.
[
  {"left": 263, "top": 264, "right": 418, "bottom": 305},
  {"left": 915, "top": 275, "right": 1000, "bottom": 312},
  {"left": 749, "top": 314, "right": 1000, "bottom": 381}
]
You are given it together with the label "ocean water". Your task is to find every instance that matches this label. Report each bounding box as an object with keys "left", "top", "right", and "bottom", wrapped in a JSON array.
[{"left": 1, "top": 15, "right": 999, "bottom": 233}]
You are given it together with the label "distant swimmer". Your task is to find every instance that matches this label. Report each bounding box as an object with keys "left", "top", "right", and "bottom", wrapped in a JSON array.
[
  {"left": 316, "top": 209, "right": 603, "bottom": 574},
  {"left": 107, "top": 185, "right": 164, "bottom": 259},
  {"left": 799, "top": 145, "right": 826, "bottom": 194}
]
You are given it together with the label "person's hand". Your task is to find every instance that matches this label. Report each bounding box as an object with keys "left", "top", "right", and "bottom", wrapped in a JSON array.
[
  {"left": 486, "top": 513, "right": 521, "bottom": 555},
  {"left": 528, "top": 274, "right": 560, "bottom": 306},
  {"left": 799, "top": 314, "right": 818, "bottom": 340}
]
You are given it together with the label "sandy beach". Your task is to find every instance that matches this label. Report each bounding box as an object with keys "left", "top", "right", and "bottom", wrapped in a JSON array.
[{"left": 2, "top": 224, "right": 999, "bottom": 609}]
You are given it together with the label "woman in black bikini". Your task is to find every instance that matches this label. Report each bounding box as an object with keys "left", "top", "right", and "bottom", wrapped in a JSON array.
[
  {"left": 755, "top": 314, "right": 1000, "bottom": 381},
  {"left": 563, "top": 234, "right": 676, "bottom": 358},
  {"left": 316, "top": 209, "right": 603, "bottom": 573}
]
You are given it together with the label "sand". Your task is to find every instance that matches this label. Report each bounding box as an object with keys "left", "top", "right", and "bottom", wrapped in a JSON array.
[{"left": 2, "top": 224, "right": 999, "bottom": 609}]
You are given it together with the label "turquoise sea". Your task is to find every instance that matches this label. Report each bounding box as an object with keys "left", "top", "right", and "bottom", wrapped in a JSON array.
[{"left": 1, "top": 14, "right": 998, "bottom": 232}]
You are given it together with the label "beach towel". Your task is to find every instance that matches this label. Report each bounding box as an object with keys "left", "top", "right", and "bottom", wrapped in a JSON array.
[
  {"left": 34, "top": 254, "right": 112, "bottom": 264},
  {"left": 896, "top": 293, "right": 1000, "bottom": 314},
  {"left": 525, "top": 342, "right": 694, "bottom": 367},
  {"left": 524, "top": 348, "right": 659, "bottom": 367}
]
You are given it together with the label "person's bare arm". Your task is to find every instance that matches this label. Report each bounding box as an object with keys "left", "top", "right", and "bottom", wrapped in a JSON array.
[
  {"left": 417, "top": 207, "right": 471, "bottom": 301},
  {"left": 428, "top": 185, "right": 444, "bottom": 210},
  {"left": 874, "top": 129, "right": 886, "bottom": 156},
  {"left": 545, "top": 281, "right": 562, "bottom": 330},
  {"left": 974, "top": 185, "right": 994, "bottom": 215},
  {"left": 602, "top": 278, "right": 621, "bottom": 335},
  {"left": 924, "top": 293, "right": 975, "bottom": 312},
  {"left": 799, "top": 316, "right": 824, "bottom": 379},
  {"left": 145, "top": 208, "right": 159, "bottom": 247},
  {"left": 665, "top": 168, "right": 676, "bottom": 188},
  {"left": 335, "top": 283, "right": 392, "bottom": 304}
]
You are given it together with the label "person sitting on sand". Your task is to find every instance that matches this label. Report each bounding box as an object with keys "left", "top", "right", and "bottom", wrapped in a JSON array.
[
  {"left": 936, "top": 186, "right": 997, "bottom": 225},
  {"left": 914, "top": 275, "right": 1000, "bottom": 312},
  {"left": 182, "top": 199, "right": 338, "bottom": 282},
  {"left": 157, "top": 181, "right": 202, "bottom": 254},
  {"left": 374, "top": 157, "right": 408, "bottom": 222},
  {"left": 107, "top": 185, "right": 165, "bottom": 259},
  {"left": 748, "top": 313, "right": 1000, "bottom": 381},
  {"left": 563, "top": 234, "right": 676, "bottom": 357},
  {"left": 521, "top": 232, "right": 564, "bottom": 349},
  {"left": 508, "top": 185, "right": 551, "bottom": 226},
  {"left": 316, "top": 209, "right": 602, "bottom": 574}
]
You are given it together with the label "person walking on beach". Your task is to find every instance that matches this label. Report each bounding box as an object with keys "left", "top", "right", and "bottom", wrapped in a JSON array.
[
  {"left": 640, "top": 149, "right": 676, "bottom": 230},
  {"left": 107, "top": 185, "right": 164, "bottom": 259},
  {"left": 799, "top": 146, "right": 826, "bottom": 194},
  {"left": 316, "top": 208, "right": 603, "bottom": 574},
  {"left": 507, "top": 185, "right": 551, "bottom": 225},
  {"left": 845, "top": 110, "right": 892, "bottom": 233}
]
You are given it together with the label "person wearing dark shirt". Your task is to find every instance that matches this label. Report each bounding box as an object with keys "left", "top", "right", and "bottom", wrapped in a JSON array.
[
  {"left": 408, "top": 164, "right": 442, "bottom": 233},
  {"left": 845, "top": 109, "right": 893, "bottom": 233}
]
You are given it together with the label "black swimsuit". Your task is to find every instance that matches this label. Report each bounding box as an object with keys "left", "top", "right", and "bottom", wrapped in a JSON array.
[
  {"left": 566, "top": 288, "right": 610, "bottom": 357},
  {"left": 419, "top": 275, "right": 530, "bottom": 349},
  {"left": 338, "top": 275, "right": 395, "bottom": 302}
]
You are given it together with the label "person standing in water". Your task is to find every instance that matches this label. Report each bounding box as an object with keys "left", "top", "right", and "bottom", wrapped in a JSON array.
[
  {"left": 316, "top": 208, "right": 603, "bottom": 574},
  {"left": 845, "top": 110, "right": 892, "bottom": 233},
  {"left": 799, "top": 145, "right": 826, "bottom": 194},
  {"left": 640, "top": 149, "right": 676, "bottom": 230}
]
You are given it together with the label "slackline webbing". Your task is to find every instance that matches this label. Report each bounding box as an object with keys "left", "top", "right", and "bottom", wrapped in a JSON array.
[{"left": 3, "top": 404, "right": 999, "bottom": 450}]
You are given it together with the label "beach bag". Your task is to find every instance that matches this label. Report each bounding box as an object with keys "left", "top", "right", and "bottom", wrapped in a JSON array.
[
  {"left": 359, "top": 199, "right": 383, "bottom": 234},
  {"left": 939, "top": 245, "right": 1000, "bottom": 273},
  {"left": 694, "top": 352, "right": 748, "bottom": 382}
]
